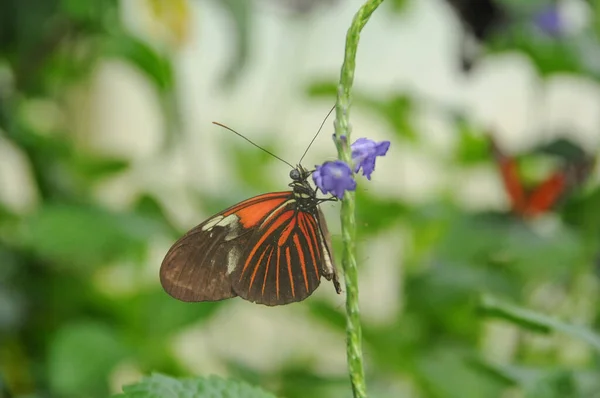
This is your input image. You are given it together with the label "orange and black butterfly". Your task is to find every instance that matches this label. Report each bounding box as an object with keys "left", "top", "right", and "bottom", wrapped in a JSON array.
[
  {"left": 489, "top": 135, "right": 595, "bottom": 219},
  {"left": 160, "top": 123, "right": 342, "bottom": 306}
]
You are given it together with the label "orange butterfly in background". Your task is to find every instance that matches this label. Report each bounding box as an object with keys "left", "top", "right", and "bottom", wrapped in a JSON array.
[{"left": 488, "top": 135, "right": 596, "bottom": 219}]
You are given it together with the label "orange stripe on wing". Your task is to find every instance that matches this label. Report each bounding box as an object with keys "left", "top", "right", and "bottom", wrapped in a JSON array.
[
  {"left": 285, "top": 246, "right": 295, "bottom": 298},
  {"left": 235, "top": 198, "right": 289, "bottom": 228},
  {"left": 223, "top": 192, "right": 290, "bottom": 217},
  {"left": 297, "top": 213, "right": 317, "bottom": 270},
  {"left": 301, "top": 212, "right": 321, "bottom": 277},
  {"left": 248, "top": 247, "right": 269, "bottom": 291},
  {"left": 262, "top": 248, "right": 274, "bottom": 296},
  {"left": 276, "top": 247, "right": 281, "bottom": 299},
  {"left": 240, "top": 210, "right": 294, "bottom": 279},
  {"left": 293, "top": 233, "right": 309, "bottom": 291},
  {"left": 278, "top": 215, "right": 297, "bottom": 246}
]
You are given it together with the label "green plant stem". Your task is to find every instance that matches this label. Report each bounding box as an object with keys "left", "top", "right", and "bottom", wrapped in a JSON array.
[{"left": 333, "top": 1, "right": 385, "bottom": 397}]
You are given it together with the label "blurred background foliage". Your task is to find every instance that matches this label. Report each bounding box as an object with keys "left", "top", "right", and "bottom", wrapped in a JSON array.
[{"left": 1, "top": 0, "right": 600, "bottom": 397}]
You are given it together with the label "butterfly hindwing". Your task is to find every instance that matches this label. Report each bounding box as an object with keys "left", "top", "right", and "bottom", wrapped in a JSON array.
[
  {"left": 520, "top": 171, "right": 567, "bottom": 217},
  {"left": 160, "top": 192, "right": 292, "bottom": 302},
  {"left": 232, "top": 203, "right": 329, "bottom": 306},
  {"left": 522, "top": 156, "right": 595, "bottom": 217},
  {"left": 159, "top": 223, "right": 247, "bottom": 302}
]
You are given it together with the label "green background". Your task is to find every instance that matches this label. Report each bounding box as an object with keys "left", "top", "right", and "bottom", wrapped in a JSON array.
[{"left": 1, "top": 0, "right": 600, "bottom": 397}]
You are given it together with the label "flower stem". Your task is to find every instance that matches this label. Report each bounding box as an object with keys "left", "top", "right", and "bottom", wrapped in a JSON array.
[{"left": 333, "top": 1, "right": 385, "bottom": 397}]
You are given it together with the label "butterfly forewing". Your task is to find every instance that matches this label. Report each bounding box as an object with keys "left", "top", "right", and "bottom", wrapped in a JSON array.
[
  {"left": 490, "top": 137, "right": 527, "bottom": 213},
  {"left": 160, "top": 191, "right": 292, "bottom": 302}
]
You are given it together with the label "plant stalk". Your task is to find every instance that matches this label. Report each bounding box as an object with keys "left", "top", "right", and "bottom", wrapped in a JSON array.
[{"left": 333, "top": 1, "right": 385, "bottom": 397}]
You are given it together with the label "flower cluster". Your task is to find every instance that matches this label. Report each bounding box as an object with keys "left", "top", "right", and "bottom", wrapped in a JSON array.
[{"left": 312, "top": 137, "right": 390, "bottom": 199}]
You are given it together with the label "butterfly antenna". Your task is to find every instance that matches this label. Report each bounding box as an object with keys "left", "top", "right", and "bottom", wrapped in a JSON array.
[
  {"left": 212, "top": 122, "right": 295, "bottom": 169},
  {"left": 298, "top": 104, "right": 336, "bottom": 165}
]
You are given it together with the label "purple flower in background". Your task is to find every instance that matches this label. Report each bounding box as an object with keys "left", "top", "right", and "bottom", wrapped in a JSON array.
[
  {"left": 312, "top": 160, "right": 356, "bottom": 199},
  {"left": 534, "top": 5, "right": 563, "bottom": 36},
  {"left": 351, "top": 138, "right": 390, "bottom": 180}
]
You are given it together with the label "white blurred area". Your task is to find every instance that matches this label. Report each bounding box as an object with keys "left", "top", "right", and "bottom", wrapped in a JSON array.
[{"left": 2, "top": 0, "right": 600, "bottom": 394}]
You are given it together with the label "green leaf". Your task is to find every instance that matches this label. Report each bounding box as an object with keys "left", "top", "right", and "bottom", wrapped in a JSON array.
[
  {"left": 435, "top": 214, "right": 585, "bottom": 280},
  {"left": 115, "top": 373, "right": 278, "bottom": 398},
  {"left": 231, "top": 139, "right": 283, "bottom": 192},
  {"left": 479, "top": 295, "right": 600, "bottom": 352},
  {"left": 469, "top": 359, "right": 539, "bottom": 387},
  {"left": 409, "top": 261, "right": 517, "bottom": 311},
  {"left": 355, "top": 190, "right": 409, "bottom": 233},
  {"left": 60, "top": 0, "right": 117, "bottom": 26},
  {"left": 269, "top": 364, "right": 350, "bottom": 398},
  {"left": 70, "top": 154, "right": 129, "bottom": 179},
  {"left": 103, "top": 34, "right": 174, "bottom": 93},
  {"left": 364, "top": 94, "right": 418, "bottom": 141},
  {"left": 416, "top": 346, "right": 505, "bottom": 398},
  {"left": 49, "top": 321, "right": 127, "bottom": 397},
  {"left": 472, "top": 360, "right": 600, "bottom": 396},
  {"left": 17, "top": 204, "right": 164, "bottom": 267},
  {"left": 215, "top": 0, "right": 252, "bottom": 88},
  {"left": 134, "top": 194, "right": 180, "bottom": 236},
  {"left": 307, "top": 300, "right": 346, "bottom": 331},
  {"left": 524, "top": 371, "right": 579, "bottom": 398},
  {"left": 118, "top": 289, "right": 222, "bottom": 338},
  {"left": 562, "top": 186, "right": 600, "bottom": 239},
  {"left": 453, "top": 117, "right": 490, "bottom": 165}
]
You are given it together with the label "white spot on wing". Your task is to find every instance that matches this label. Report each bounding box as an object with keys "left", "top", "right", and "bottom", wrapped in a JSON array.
[
  {"left": 218, "top": 214, "right": 239, "bottom": 227},
  {"left": 201, "top": 215, "right": 223, "bottom": 231},
  {"left": 202, "top": 214, "right": 243, "bottom": 240},
  {"left": 218, "top": 214, "right": 242, "bottom": 241},
  {"left": 227, "top": 247, "right": 241, "bottom": 275}
]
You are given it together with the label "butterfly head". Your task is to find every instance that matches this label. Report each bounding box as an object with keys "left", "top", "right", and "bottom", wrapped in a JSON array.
[
  {"left": 289, "top": 165, "right": 311, "bottom": 182},
  {"left": 289, "top": 165, "right": 317, "bottom": 206}
]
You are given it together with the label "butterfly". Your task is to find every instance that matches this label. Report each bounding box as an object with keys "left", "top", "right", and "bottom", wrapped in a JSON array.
[
  {"left": 160, "top": 122, "right": 342, "bottom": 306},
  {"left": 489, "top": 135, "right": 595, "bottom": 218}
]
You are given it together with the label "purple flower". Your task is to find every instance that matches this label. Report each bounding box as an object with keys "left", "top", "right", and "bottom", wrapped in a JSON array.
[
  {"left": 534, "top": 5, "right": 562, "bottom": 36},
  {"left": 351, "top": 138, "right": 390, "bottom": 180},
  {"left": 312, "top": 160, "right": 356, "bottom": 199}
]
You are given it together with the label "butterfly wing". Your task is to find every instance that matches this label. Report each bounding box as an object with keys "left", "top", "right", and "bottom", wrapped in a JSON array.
[
  {"left": 489, "top": 136, "right": 527, "bottom": 214},
  {"left": 160, "top": 191, "right": 293, "bottom": 302},
  {"left": 521, "top": 156, "right": 596, "bottom": 218},
  {"left": 520, "top": 171, "right": 567, "bottom": 218},
  {"left": 231, "top": 204, "right": 339, "bottom": 306}
]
